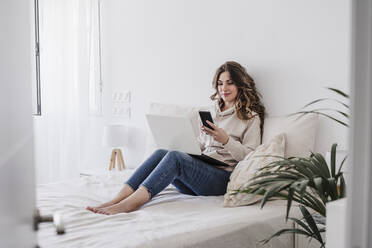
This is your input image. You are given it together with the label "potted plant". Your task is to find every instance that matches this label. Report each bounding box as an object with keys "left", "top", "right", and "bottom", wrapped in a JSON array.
[{"left": 236, "top": 87, "right": 349, "bottom": 247}]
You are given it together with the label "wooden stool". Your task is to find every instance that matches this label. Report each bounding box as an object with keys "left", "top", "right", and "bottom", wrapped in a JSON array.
[{"left": 108, "top": 148, "right": 126, "bottom": 171}]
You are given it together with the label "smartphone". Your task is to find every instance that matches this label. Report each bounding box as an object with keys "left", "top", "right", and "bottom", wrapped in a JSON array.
[{"left": 199, "top": 111, "right": 214, "bottom": 130}]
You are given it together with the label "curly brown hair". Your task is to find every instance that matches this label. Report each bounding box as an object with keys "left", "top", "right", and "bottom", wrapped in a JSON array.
[{"left": 210, "top": 61, "right": 266, "bottom": 141}]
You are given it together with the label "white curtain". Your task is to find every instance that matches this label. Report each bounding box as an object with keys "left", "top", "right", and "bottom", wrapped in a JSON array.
[
  {"left": 34, "top": 0, "right": 101, "bottom": 184},
  {"left": 87, "top": 0, "right": 103, "bottom": 116}
]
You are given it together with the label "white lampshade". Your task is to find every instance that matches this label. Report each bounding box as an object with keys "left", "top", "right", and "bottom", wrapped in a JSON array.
[{"left": 102, "top": 124, "right": 127, "bottom": 147}]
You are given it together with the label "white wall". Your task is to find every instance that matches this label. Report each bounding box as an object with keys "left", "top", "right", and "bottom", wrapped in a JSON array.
[{"left": 81, "top": 0, "right": 351, "bottom": 171}]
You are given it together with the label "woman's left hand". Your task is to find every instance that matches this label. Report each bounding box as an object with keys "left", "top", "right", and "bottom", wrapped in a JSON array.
[{"left": 202, "top": 120, "right": 230, "bottom": 145}]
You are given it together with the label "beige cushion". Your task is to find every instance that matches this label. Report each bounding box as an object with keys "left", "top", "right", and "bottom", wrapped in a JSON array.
[
  {"left": 263, "top": 113, "right": 318, "bottom": 158},
  {"left": 223, "top": 133, "right": 286, "bottom": 207}
]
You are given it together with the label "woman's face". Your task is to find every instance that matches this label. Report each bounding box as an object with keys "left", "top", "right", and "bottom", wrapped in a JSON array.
[{"left": 217, "top": 71, "right": 238, "bottom": 104}]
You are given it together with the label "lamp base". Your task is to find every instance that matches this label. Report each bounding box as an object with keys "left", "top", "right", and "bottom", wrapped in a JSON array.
[{"left": 108, "top": 148, "right": 126, "bottom": 171}]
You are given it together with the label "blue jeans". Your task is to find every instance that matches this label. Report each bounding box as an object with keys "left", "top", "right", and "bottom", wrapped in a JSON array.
[{"left": 125, "top": 149, "right": 232, "bottom": 199}]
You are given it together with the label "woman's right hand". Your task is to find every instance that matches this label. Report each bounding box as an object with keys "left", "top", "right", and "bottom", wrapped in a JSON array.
[{"left": 202, "top": 121, "right": 230, "bottom": 145}]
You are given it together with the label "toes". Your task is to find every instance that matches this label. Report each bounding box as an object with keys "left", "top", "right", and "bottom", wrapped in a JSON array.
[
  {"left": 99, "top": 209, "right": 110, "bottom": 215},
  {"left": 97, "top": 209, "right": 105, "bottom": 214},
  {"left": 87, "top": 206, "right": 100, "bottom": 213}
]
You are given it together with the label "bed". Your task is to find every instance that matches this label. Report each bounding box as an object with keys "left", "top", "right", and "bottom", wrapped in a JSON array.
[
  {"left": 37, "top": 105, "right": 320, "bottom": 248},
  {"left": 37, "top": 169, "right": 298, "bottom": 248}
]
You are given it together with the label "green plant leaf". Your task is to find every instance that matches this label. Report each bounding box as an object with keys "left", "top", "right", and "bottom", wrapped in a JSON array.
[
  {"left": 289, "top": 158, "right": 324, "bottom": 178},
  {"left": 260, "top": 182, "right": 287, "bottom": 208},
  {"left": 336, "top": 155, "right": 348, "bottom": 177},
  {"left": 301, "top": 193, "right": 326, "bottom": 216},
  {"left": 286, "top": 187, "right": 295, "bottom": 220},
  {"left": 299, "top": 97, "right": 349, "bottom": 110},
  {"left": 326, "top": 87, "right": 350, "bottom": 99},
  {"left": 245, "top": 176, "right": 295, "bottom": 188},
  {"left": 288, "top": 160, "right": 314, "bottom": 178},
  {"left": 327, "top": 178, "right": 338, "bottom": 200},
  {"left": 331, "top": 143, "right": 338, "bottom": 177},
  {"left": 299, "top": 205, "right": 324, "bottom": 244},
  {"left": 313, "top": 177, "right": 326, "bottom": 202},
  {"left": 298, "top": 179, "right": 310, "bottom": 197},
  {"left": 311, "top": 153, "right": 331, "bottom": 178},
  {"left": 287, "top": 217, "right": 313, "bottom": 234},
  {"left": 300, "top": 108, "right": 349, "bottom": 119},
  {"left": 261, "top": 228, "right": 313, "bottom": 245},
  {"left": 340, "top": 173, "right": 346, "bottom": 198},
  {"left": 292, "top": 111, "right": 349, "bottom": 127}
]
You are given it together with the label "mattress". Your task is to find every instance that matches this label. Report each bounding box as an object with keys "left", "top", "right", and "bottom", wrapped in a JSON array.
[{"left": 37, "top": 169, "right": 297, "bottom": 248}]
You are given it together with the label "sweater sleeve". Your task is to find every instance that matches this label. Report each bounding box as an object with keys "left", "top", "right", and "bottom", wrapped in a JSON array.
[
  {"left": 195, "top": 105, "right": 214, "bottom": 152},
  {"left": 196, "top": 115, "right": 209, "bottom": 151},
  {"left": 197, "top": 130, "right": 206, "bottom": 151},
  {"left": 223, "top": 115, "right": 261, "bottom": 161}
]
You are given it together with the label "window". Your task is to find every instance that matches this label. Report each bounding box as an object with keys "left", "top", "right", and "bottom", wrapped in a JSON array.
[{"left": 33, "top": 0, "right": 41, "bottom": 115}]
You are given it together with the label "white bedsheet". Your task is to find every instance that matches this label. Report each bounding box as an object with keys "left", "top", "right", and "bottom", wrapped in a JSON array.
[{"left": 37, "top": 169, "right": 296, "bottom": 248}]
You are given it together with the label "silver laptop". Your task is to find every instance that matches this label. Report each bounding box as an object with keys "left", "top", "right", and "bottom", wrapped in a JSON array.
[
  {"left": 146, "top": 114, "right": 201, "bottom": 155},
  {"left": 145, "top": 114, "right": 229, "bottom": 167}
]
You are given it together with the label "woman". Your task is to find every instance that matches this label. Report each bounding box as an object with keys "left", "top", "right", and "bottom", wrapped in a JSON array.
[{"left": 87, "top": 61, "right": 266, "bottom": 215}]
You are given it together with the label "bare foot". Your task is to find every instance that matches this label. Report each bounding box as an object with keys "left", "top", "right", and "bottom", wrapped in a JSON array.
[
  {"left": 86, "top": 184, "right": 136, "bottom": 213},
  {"left": 86, "top": 201, "right": 117, "bottom": 213},
  {"left": 86, "top": 206, "right": 100, "bottom": 213},
  {"left": 95, "top": 201, "right": 136, "bottom": 215}
]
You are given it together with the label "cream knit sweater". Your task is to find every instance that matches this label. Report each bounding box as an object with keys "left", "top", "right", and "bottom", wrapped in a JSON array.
[{"left": 197, "top": 102, "right": 261, "bottom": 172}]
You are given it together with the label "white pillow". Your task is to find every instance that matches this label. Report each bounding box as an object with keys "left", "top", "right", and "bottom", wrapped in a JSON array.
[
  {"left": 223, "top": 133, "right": 286, "bottom": 208},
  {"left": 263, "top": 113, "right": 318, "bottom": 158}
]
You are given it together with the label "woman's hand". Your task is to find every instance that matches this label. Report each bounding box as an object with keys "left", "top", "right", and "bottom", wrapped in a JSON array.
[{"left": 202, "top": 120, "right": 230, "bottom": 145}]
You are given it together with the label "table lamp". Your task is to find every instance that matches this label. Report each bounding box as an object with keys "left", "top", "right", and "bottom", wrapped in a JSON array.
[{"left": 103, "top": 124, "right": 127, "bottom": 171}]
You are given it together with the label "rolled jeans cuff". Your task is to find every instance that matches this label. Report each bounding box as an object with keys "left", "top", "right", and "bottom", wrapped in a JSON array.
[
  {"left": 140, "top": 183, "right": 154, "bottom": 200},
  {"left": 125, "top": 181, "right": 137, "bottom": 192}
]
